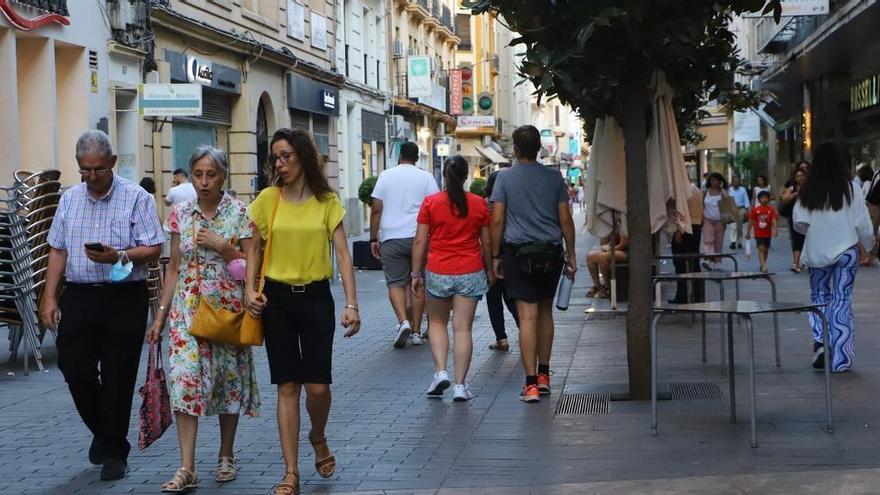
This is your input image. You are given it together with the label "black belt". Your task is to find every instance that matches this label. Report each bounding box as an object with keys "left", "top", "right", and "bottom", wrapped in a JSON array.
[{"left": 265, "top": 278, "right": 330, "bottom": 296}]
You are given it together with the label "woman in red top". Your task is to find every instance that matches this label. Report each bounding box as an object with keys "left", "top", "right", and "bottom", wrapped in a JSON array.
[{"left": 412, "top": 156, "right": 493, "bottom": 401}]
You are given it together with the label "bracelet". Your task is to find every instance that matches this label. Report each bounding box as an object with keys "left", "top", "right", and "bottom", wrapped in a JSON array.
[
  {"left": 370, "top": 238, "right": 378, "bottom": 243},
  {"left": 492, "top": 254, "right": 501, "bottom": 259},
  {"left": 158, "top": 305, "right": 168, "bottom": 313},
  {"left": 344, "top": 304, "right": 359, "bottom": 312},
  {"left": 410, "top": 272, "right": 423, "bottom": 278}
]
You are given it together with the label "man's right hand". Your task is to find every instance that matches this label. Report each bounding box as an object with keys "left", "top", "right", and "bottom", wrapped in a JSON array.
[
  {"left": 493, "top": 258, "right": 504, "bottom": 280},
  {"left": 370, "top": 241, "right": 381, "bottom": 260},
  {"left": 39, "top": 299, "right": 61, "bottom": 330}
]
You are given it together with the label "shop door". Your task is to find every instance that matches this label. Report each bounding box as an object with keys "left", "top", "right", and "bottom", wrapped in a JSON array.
[{"left": 172, "top": 121, "right": 217, "bottom": 175}]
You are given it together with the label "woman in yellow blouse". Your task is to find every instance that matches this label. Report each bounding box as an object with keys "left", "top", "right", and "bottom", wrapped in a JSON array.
[{"left": 245, "top": 128, "right": 361, "bottom": 495}]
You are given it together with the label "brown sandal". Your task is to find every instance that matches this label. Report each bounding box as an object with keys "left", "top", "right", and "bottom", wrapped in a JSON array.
[
  {"left": 309, "top": 434, "right": 336, "bottom": 478},
  {"left": 160, "top": 467, "right": 199, "bottom": 493},
  {"left": 272, "top": 471, "right": 299, "bottom": 495}
]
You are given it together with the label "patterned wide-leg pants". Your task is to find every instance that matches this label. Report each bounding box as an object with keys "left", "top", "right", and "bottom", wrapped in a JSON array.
[{"left": 808, "top": 245, "right": 859, "bottom": 372}]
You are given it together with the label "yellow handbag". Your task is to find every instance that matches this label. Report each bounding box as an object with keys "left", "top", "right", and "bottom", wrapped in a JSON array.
[{"left": 239, "top": 189, "right": 282, "bottom": 346}]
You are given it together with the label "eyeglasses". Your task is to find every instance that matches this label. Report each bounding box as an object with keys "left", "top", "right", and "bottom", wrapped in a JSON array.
[
  {"left": 270, "top": 152, "right": 294, "bottom": 165},
  {"left": 78, "top": 168, "right": 113, "bottom": 177}
]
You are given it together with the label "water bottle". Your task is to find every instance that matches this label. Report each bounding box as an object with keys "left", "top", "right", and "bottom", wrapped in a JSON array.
[{"left": 556, "top": 268, "right": 573, "bottom": 311}]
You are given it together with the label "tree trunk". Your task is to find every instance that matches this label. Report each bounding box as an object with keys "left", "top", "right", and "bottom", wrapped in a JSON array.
[{"left": 621, "top": 81, "right": 652, "bottom": 400}]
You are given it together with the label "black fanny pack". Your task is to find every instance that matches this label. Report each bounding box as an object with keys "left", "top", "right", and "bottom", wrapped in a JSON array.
[{"left": 508, "top": 243, "right": 563, "bottom": 276}]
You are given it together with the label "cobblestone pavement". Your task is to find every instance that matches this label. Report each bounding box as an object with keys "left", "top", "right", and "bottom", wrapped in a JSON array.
[{"left": 3, "top": 213, "right": 880, "bottom": 494}]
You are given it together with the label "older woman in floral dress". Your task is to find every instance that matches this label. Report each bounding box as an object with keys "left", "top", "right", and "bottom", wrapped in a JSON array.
[{"left": 147, "top": 145, "right": 259, "bottom": 493}]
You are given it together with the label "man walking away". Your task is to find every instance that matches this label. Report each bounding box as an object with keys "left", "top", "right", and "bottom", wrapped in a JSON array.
[
  {"left": 371, "top": 141, "right": 440, "bottom": 348},
  {"left": 39, "top": 130, "right": 165, "bottom": 481},
  {"left": 484, "top": 163, "right": 519, "bottom": 351},
  {"left": 728, "top": 175, "right": 750, "bottom": 249},
  {"left": 490, "top": 125, "right": 577, "bottom": 402},
  {"left": 164, "top": 168, "right": 197, "bottom": 206}
]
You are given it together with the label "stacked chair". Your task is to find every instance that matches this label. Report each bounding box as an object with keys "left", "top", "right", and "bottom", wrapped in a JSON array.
[{"left": 0, "top": 170, "right": 62, "bottom": 375}]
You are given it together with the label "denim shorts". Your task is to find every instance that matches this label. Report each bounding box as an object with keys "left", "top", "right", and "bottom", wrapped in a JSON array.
[{"left": 425, "top": 270, "right": 488, "bottom": 300}]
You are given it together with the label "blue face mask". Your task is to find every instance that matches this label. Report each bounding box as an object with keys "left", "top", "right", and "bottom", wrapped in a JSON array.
[{"left": 110, "top": 252, "right": 133, "bottom": 282}]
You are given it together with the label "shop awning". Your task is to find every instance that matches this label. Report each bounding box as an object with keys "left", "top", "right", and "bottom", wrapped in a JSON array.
[{"left": 475, "top": 145, "right": 509, "bottom": 164}]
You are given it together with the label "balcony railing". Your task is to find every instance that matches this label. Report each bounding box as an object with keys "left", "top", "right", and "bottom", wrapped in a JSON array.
[
  {"left": 418, "top": 0, "right": 428, "bottom": 11},
  {"left": 432, "top": 0, "right": 441, "bottom": 19},
  {"left": 441, "top": 6, "right": 453, "bottom": 33}
]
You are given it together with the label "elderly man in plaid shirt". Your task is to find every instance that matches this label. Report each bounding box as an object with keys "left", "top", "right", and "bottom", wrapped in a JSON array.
[{"left": 39, "top": 130, "right": 165, "bottom": 481}]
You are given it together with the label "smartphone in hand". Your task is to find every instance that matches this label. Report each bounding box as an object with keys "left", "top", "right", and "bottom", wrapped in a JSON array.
[{"left": 84, "top": 242, "right": 104, "bottom": 251}]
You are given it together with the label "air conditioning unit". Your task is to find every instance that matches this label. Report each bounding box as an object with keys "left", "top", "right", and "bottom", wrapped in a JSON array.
[
  {"left": 387, "top": 115, "right": 406, "bottom": 139},
  {"left": 392, "top": 39, "right": 404, "bottom": 59}
]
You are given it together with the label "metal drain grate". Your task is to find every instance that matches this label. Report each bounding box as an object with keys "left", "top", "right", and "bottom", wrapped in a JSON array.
[
  {"left": 554, "top": 393, "right": 610, "bottom": 415},
  {"left": 669, "top": 382, "right": 723, "bottom": 401}
]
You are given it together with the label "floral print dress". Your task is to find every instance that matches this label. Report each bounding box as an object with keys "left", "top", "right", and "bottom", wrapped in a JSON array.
[{"left": 163, "top": 194, "right": 260, "bottom": 417}]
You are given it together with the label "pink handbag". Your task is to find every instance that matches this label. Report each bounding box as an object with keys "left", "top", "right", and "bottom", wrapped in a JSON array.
[{"left": 138, "top": 342, "right": 172, "bottom": 450}]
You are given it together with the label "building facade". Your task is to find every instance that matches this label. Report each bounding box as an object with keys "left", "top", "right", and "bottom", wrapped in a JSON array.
[
  {"left": 0, "top": 1, "right": 110, "bottom": 185},
  {"left": 336, "top": 0, "right": 388, "bottom": 233},
  {"left": 387, "top": 0, "right": 459, "bottom": 186}
]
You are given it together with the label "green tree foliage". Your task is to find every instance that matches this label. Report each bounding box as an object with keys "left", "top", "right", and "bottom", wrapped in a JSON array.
[
  {"left": 463, "top": 0, "right": 780, "bottom": 399},
  {"left": 469, "top": 178, "right": 487, "bottom": 197},
  {"left": 733, "top": 143, "right": 769, "bottom": 186},
  {"left": 358, "top": 176, "right": 378, "bottom": 206}
]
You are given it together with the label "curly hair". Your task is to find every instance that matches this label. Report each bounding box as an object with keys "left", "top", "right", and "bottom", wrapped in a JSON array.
[{"left": 264, "top": 128, "right": 334, "bottom": 199}]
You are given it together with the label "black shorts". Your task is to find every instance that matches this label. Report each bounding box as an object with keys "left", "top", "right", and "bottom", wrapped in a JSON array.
[
  {"left": 501, "top": 246, "right": 563, "bottom": 304},
  {"left": 262, "top": 279, "right": 335, "bottom": 384},
  {"left": 756, "top": 237, "right": 772, "bottom": 248}
]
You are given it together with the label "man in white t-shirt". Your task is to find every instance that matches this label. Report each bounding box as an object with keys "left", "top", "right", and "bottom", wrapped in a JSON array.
[
  {"left": 370, "top": 142, "right": 439, "bottom": 348},
  {"left": 164, "top": 168, "right": 197, "bottom": 207}
]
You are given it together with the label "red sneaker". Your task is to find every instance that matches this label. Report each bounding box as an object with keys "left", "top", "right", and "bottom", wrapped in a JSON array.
[
  {"left": 537, "top": 372, "right": 551, "bottom": 395},
  {"left": 520, "top": 383, "right": 540, "bottom": 403}
]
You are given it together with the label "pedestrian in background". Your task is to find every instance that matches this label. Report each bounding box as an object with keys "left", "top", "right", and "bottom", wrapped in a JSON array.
[
  {"left": 484, "top": 162, "right": 518, "bottom": 352},
  {"left": 727, "top": 174, "right": 750, "bottom": 249},
  {"left": 165, "top": 168, "right": 198, "bottom": 207},
  {"left": 669, "top": 182, "right": 704, "bottom": 303},
  {"left": 793, "top": 142, "right": 873, "bottom": 373},
  {"left": 745, "top": 190, "right": 778, "bottom": 273},
  {"left": 701, "top": 172, "right": 731, "bottom": 270},
  {"left": 146, "top": 146, "right": 260, "bottom": 492},
  {"left": 139, "top": 177, "right": 157, "bottom": 195},
  {"left": 781, "top": 165, "right": 808, "bottom": 272},
  {"left": 369, "top": 141, "right": 439, "bottom": 348},
  {"left": 39, "top": 130, "right": 165, "bottom": 481},
  {"left": 246, "top": 128, "right": 361, "bottom": 495},
  {"left": 412, "top": 155, "right": 492, "bottom": 401},
  {"left": 752, "top": 174, "right": 772, "bottom": 206},
  {"left": 490, "top": 125, "right": 577, "bottom": 403}
]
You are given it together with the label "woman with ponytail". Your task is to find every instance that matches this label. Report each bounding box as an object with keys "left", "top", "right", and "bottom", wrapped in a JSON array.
[{"left": 412, "top": 155, "right": 493, "bottom": 401}]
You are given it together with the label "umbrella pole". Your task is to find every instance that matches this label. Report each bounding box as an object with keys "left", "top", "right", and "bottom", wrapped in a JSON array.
[{"left": 610, "top": 212, "right": 618, "bottom": 311}]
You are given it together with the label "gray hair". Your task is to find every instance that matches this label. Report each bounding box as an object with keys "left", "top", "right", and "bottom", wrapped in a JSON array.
[
  {"left": 188, "top": 145, "right": 229, "bottom": 178},
  {"left": 75, "top": 130, "right": 114, "bottom": 160}
]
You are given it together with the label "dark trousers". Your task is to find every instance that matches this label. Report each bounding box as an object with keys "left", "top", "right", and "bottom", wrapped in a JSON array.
[
  {"left": 671, "top": 224, "right": 704, "bottom": 302},
  {"left": 486, "top": 279, "right": 519, "bottom": 341},
  {"left": 56, "top": 281, "right": 149, "bottom": 461}
]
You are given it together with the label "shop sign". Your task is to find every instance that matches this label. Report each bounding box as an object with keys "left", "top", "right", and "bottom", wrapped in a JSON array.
[
  {"left": 138, "top": 83, "right": 202, "bottom": 117},
  {"left": 457, "top": 116, "right": 495, "bottom": 128},
  {"left": 851, "top": 74, "right": 880, "bottom": 113},
  {"left": 321, "top": 90, "right": 336, "bottom": 110},
  {"left": 0, "top": 0, "right": 69, "bottom": 30},
  {"left": 407, "top": 56, "right": 432, "bottom": 98},
  {"left": 436, "top": 143, "right": 451, "bottom": 157},
  {"left": 166, "top": 50, "right": 242, "bottom": 95},
  {"left": 186, "top": 56, "right": 214, "bottom": 85},
  {"left": 449, "top": 69, "right": 463, "bottom": 115}
]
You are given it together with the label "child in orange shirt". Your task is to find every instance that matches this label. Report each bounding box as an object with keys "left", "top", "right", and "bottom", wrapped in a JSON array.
[{"left": 745, "top": 190, "right": 778, "bottom": 273}]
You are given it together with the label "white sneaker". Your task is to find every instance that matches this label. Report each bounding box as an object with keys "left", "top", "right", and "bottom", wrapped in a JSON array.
[
  {"left": 452, "top": 383, "right": 474, "bottom": 402},
  {"left": 410, "top": 333, "right": 424, "bottom": 345},
  {"left": 426, "top": 370, "right": 451, "bottom": 397},
  {"left": 393, "top": 320, "right": 411, "bottom": 349}
]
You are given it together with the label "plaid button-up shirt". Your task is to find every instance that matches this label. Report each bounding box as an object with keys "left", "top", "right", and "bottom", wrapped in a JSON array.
[{"left": 47, "top": 175, "right": 166, "bottom": 283}]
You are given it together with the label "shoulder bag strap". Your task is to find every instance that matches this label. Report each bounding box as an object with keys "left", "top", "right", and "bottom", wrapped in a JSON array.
[
  {"left": 256, "top": 189, "right": 283, "bottom": 295},
  {"left": 192, "top": 216, "right": 202, "bottom": 291}
]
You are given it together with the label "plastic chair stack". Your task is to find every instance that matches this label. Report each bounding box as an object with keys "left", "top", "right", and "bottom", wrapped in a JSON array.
[{"left": 0, "top": 170, "right": 62, "bottom": 375}]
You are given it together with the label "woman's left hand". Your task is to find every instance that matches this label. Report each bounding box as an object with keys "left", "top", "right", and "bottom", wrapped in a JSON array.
[
  {"left": 341, "top": 306, "right": 360, "bottom": 337},
  {"left": 195, "top": 228, "right": 226, "bottom": 252}
]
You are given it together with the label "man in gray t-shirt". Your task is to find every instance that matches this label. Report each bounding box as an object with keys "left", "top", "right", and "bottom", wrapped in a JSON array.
[{"left": 489, "top": 125, "right": 577, "bottom": 403}]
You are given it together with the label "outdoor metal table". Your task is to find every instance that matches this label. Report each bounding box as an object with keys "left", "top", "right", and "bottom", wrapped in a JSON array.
[
  {"left": 650, "top": 301, "right": 832, "bottom": 448},
  {"left": 655, "top": 252, "right": 739, "bottom": 272},
  {"left": 652, "top": 271, "right": 781, "bottom": 367}
]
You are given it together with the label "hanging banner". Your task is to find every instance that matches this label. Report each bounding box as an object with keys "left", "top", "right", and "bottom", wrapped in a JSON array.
[
  {"left": 138, "top": 84, "right": 202, "bottom": 117},
  {"left": 744, "top": 0, "right": 829, "bottom": 16},
  {"left": 407, "top": 56, "right": 432, "bottom": 98},
  {"left": 449, "top": 69, "right": 463, "bottom": 115}
]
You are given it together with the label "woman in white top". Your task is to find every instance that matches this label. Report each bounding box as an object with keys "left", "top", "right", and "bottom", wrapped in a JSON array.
[
  {"left": 752, "top": 175, "right": 772, "bottom": 207},
  {"left": 793, "top": 142, "right": 874, "bottom": 373},
  {"left": 701, "top": 172, "right": 729, "bottom": 269}
]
